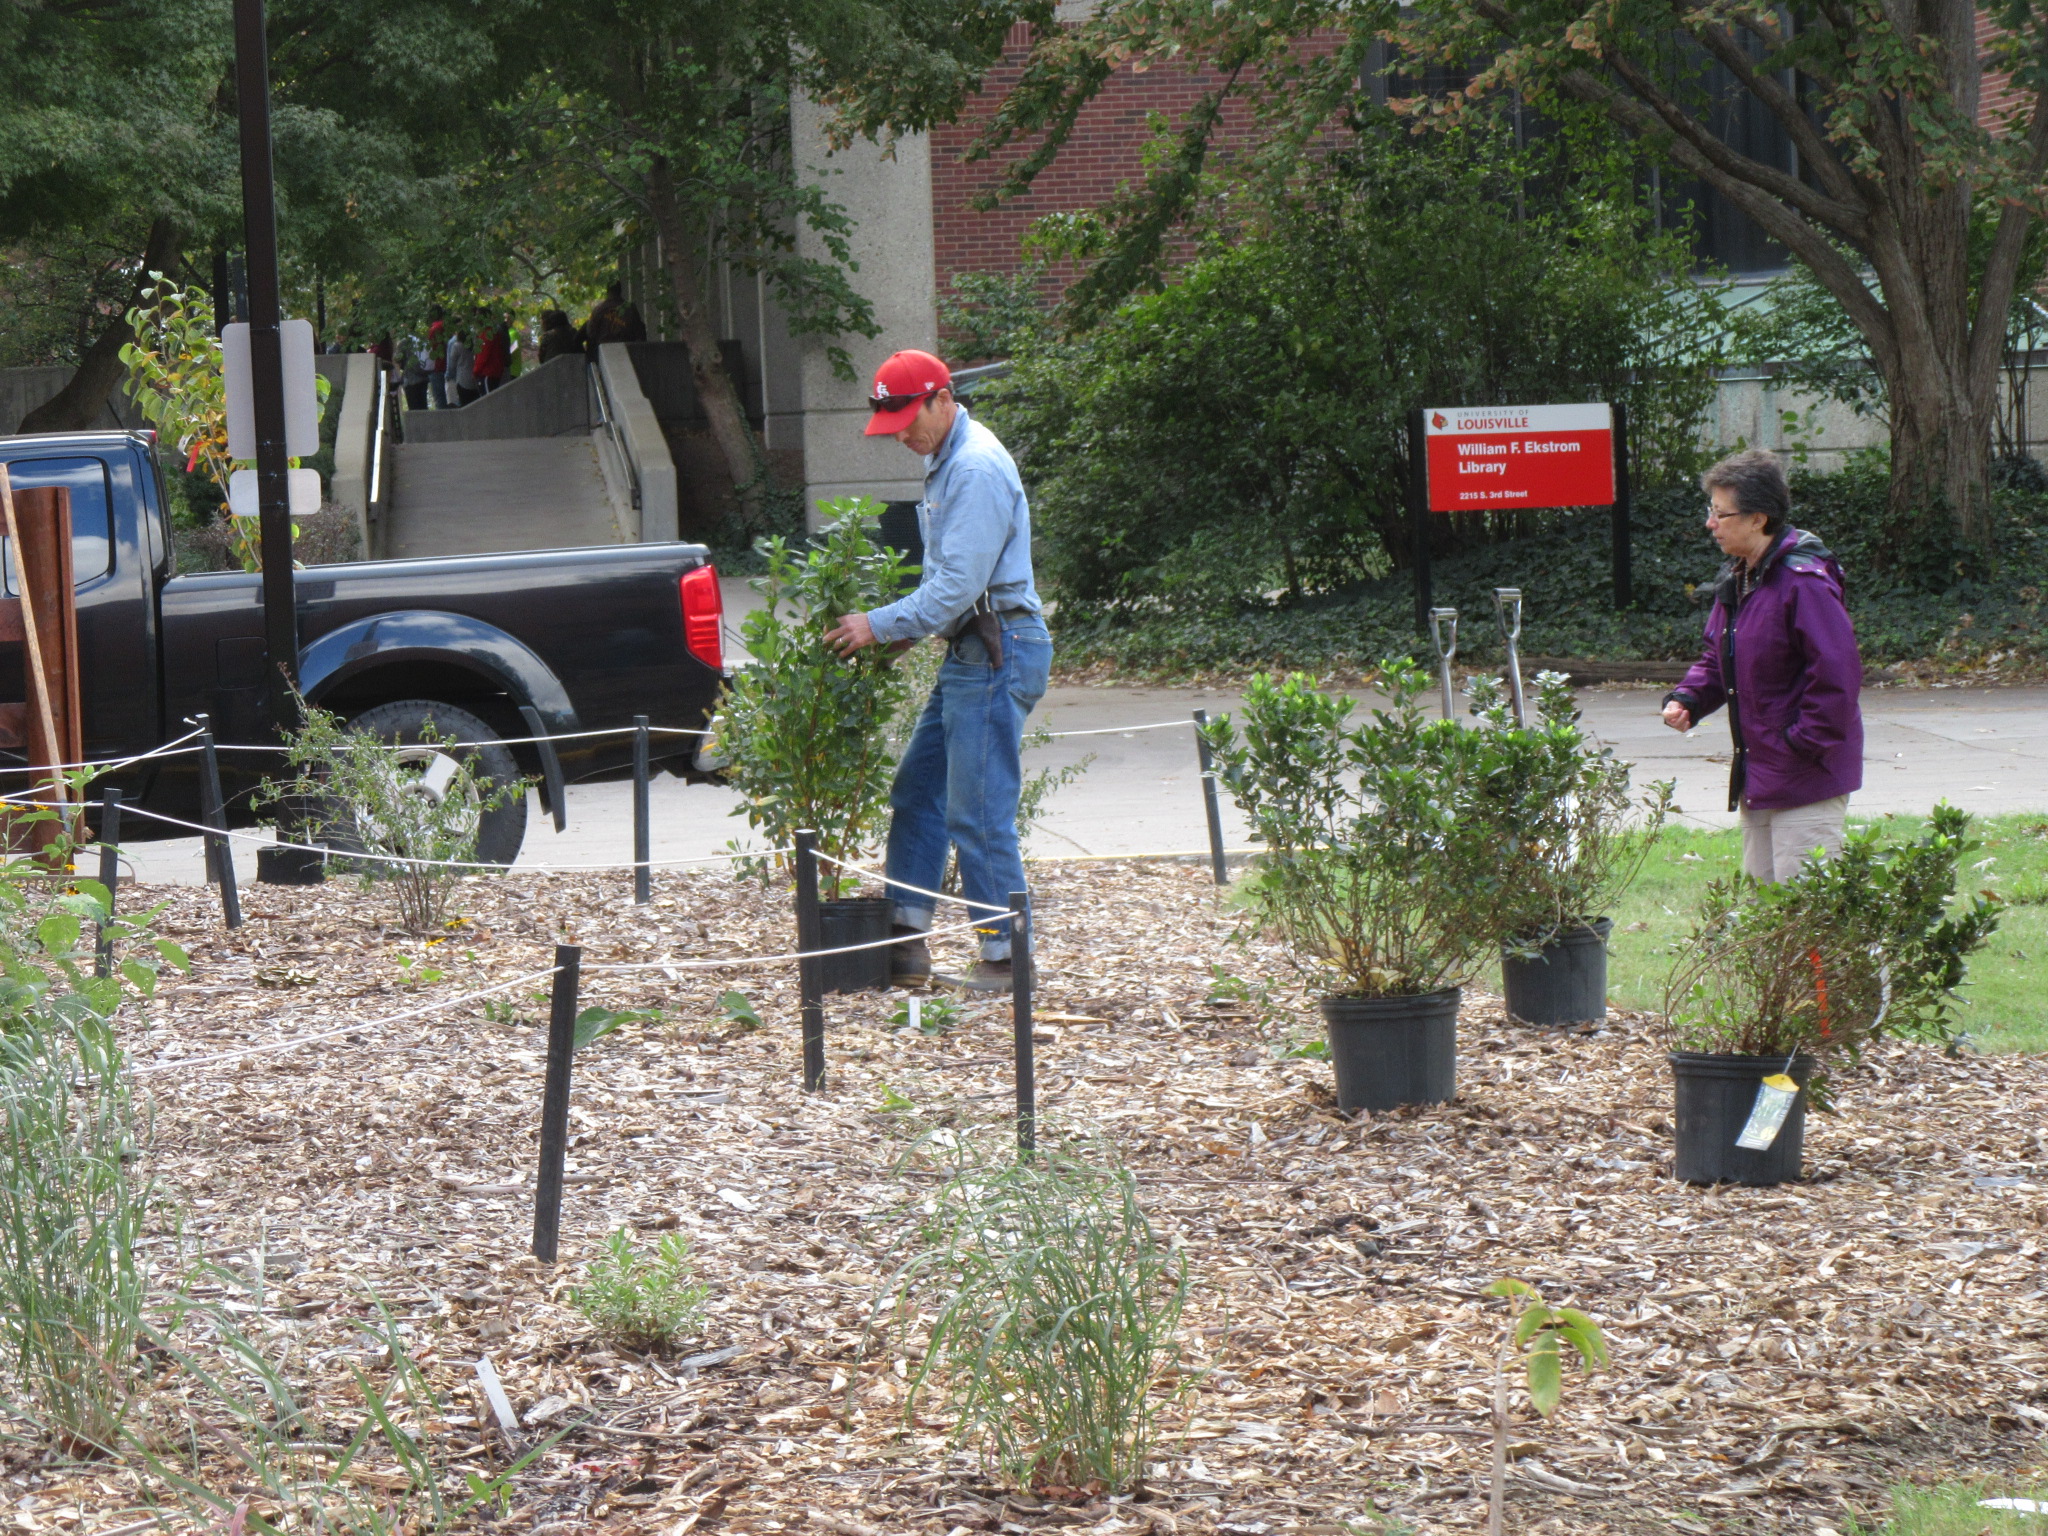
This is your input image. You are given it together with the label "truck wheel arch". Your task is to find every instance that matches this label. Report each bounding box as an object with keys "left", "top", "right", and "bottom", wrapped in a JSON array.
[{"left": 299, "top": 610, "right": 580, "bottom": 802}]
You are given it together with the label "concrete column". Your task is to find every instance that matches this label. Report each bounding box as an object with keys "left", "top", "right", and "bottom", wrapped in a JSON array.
[{"left": 790, "top": 92, "right": 936, "bottom": 526}]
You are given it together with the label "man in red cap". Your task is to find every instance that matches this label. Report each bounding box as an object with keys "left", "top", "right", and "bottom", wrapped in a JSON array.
[{"left": 823, "top": 349, "right": 1050, "bottom": 990}]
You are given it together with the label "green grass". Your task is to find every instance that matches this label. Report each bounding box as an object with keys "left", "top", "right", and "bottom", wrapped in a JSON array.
[
  {"left": 1579, "top": 812, "right": 2048, "bottom": 1053},
  {"left": 1846, "top": 1482, "right": 2048, "bottom": 1534}
]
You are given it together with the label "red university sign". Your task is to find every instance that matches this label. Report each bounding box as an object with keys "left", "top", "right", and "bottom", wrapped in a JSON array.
[{"left": 1423, "top": 403, "right": 1616, "bottom": 512}]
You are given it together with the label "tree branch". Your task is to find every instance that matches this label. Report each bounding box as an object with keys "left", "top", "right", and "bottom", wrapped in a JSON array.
[
  {"left": 1967, "top": 86, "right": 2048, "bottom": 387},
  {"left": 1591, "top": 43, "right": 1869, "bottom": 233},
  {"left": 1681, "top": 13, "right": 1861, "bottom": 205}
]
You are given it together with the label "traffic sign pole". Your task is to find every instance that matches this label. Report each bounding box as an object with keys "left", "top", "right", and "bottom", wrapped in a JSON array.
[{"left": 232, "top": 0, "right": 300, "bottom": 731}]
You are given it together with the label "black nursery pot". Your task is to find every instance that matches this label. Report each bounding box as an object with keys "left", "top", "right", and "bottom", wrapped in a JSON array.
[
  {"left": 817, "top": 898, "right": 894, "bottom": 994},
  {"left": 1668, "top": 1051, "right": 1815, "bottom": 1186},
  {"left": 1501, "top": 918, "right": 1612, "bottom": 1026},
  {"left": 1320, "top": 988, "right": 1459, "bottom": 1113}
]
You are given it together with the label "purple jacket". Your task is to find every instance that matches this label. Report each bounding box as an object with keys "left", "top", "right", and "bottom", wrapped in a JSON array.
[{"left": 1667, "top": 527, "right": 1864, "bottom": 812}]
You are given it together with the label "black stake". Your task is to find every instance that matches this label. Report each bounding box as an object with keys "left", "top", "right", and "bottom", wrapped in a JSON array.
[
  {"left": 532, "top": 943, "right": 582, "bottom": 1264},
  {"left": 632, "top": 714, "right": 651, "bottom": 905},
  {"left": 95, "top": 788, "right": 122, "bottom": 979},
  {"left": 195, "top": 714, "right": 242, "bottom": 929},
  {"left": 1407, "top": 406, "right": 1432, "bottom": 634},
  {"left": 794, "top": 830, "right": 826, "bottom": 1092},
  {"left": 1011, "top": 891, "right": 1035, "bottom": 1154},
  {"left": 1192, "top": 710, "right": 1229, "bottom": 886},
  {"left": 1612, "top": 401, "right": 1634, "bottom": 610}
]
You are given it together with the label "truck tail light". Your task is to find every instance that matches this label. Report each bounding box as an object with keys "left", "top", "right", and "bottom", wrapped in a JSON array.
[{"left": 680, "top": 564, "right": 724, "bottom": 671}]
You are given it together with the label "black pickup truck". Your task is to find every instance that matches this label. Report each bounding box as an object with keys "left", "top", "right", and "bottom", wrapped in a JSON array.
[{"left": 0, "top": 430, "right": 728, "bottom": 863}]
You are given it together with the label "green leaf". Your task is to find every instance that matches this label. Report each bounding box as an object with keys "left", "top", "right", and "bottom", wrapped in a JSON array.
[
  {"left": 1514, "top": 1303, "right": 1555, "bottom": 1347},
  {"left": 1486, "top": 1277, "right": 1537, "bottom": 1301},
  {"left": 35, "top": 913, "right": 81, "bottom": 954},
  {"left": 119, "top": 959, "right": 158, "bottom": 998},
  {"left": 717, "top": 990, "right": 764, "bottom": 1030},
  {"left": 154, "top": 939, "right": 190, "bottom": 971},
  {"left": 1525, "top": 1335, "right": 1562, "bottom": 1418}
]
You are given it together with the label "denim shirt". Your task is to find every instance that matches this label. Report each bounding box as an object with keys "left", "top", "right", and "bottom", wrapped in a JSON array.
[{"left": 866, "top": 406, "right": 1042, "bottom": 643}]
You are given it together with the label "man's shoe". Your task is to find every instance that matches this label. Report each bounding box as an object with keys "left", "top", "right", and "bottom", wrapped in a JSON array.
[
  {"left": 890, "top": 925, "right": 932, "bottom": 989},
  {"left": 947, "top": 958, "right": 1013, "bottom": 993}
]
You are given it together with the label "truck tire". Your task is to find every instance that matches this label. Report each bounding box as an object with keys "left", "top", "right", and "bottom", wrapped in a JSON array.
[{"left": 342, "top": 699, "right": 530, "bottom": 869}]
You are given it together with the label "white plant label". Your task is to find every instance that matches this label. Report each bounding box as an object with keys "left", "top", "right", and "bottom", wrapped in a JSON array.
[{"left": 1735, "top": 1073, "right": 1801, "bottom": 1150}]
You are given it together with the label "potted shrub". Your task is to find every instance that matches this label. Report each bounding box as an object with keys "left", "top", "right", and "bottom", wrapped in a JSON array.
[
  {"left": 1468, "top": 671, "right": 1672, "bottom": 1026},
  {"left": 719, "top": 502, "right": 915, "bottom": 991},
  {"left": 1661, "top": 805, "right": 1998, "bottom": 1185},
  {"left": 1205, "top": 662, "right": 1520, "bottom": 1112}
]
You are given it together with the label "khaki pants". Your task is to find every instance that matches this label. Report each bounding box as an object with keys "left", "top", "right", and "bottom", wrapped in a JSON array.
[{"left": 1740, "top": 795, "right": 1850, "bottom": 883}]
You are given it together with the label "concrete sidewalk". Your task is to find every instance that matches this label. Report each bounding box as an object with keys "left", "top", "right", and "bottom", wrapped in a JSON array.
[{"left": 113, "top": 680, "right": 2047, "bottom": 886}]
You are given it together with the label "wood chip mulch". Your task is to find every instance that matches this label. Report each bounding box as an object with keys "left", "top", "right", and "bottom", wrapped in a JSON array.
[{"left": 17, "top": 858, "right": 2048, "bottom": 1536}]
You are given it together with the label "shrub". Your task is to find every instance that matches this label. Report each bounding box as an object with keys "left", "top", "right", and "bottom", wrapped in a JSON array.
[
  {"left": 1468, "top": 670, "right": 1672, "bottom": 946},
  {"left": 1204, "top": 659, "right": 1524, "bottom": 997},
  {"left": 877, "top": 1131, "right": 1186, "bottom": 1493},
  {"left": 261, "top": 702, "right": 522, "bottom": 933},
  {"left": 568, "top": 1229, "right": 710, "bottom": 1351},
  {"left": 718, "top": 503, "right": 916, "bottom": 875},
  {"left": 0, "top": 825, "right": 184, "bottom": 1455},
  {"left": 1663, "top": 805, "right": 1999, "bottom": 1101}
]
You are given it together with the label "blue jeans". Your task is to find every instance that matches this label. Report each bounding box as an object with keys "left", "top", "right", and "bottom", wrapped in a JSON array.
[{"left": 886, "top": 615, "right": 1052, "bottom": 960}]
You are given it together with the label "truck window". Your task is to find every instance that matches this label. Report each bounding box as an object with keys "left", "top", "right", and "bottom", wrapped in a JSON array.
[{"left": 1, "top": 456, "right": 114, "bottom": 590}]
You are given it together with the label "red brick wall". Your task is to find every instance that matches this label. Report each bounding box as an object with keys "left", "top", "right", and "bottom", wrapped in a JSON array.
[
  {"left": 1977, "top": 9, "right": 2034, "bottom": 133},
  {"left": 929, "top": 23, "right": 1331, "bottom": 348}
]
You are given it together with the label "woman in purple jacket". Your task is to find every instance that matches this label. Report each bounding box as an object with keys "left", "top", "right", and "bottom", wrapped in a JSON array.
[{"left": 1662, "top": 450, "right": 1864, "bottom": 882}]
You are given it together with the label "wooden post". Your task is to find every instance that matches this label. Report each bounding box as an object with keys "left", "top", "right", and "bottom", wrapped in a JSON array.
[
  {"left": 795, "top": 830, "right": 826, "bottom": 1092},
  {"left": 1192, "top": 711, "right": 1229, "bottom": 886},
  {"left": 1011, "top": 891, "right": 1035, "bottom": 1155},
  {"left": 632, "top": 714, "right": 651, "bottom": 905},
  {"left": 95, "top": 789, "right": 122, "bottom": 979},
  {"left": 532, "top": 943, "right": 582, "bottom": 1263},
  {"left": 0, "top": 468, "right": 82, "bottom": 856}
]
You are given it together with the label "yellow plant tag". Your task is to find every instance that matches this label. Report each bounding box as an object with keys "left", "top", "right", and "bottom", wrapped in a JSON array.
[{"left": 1735, "top": 1074, "right": 1801, "bottom": 1151}]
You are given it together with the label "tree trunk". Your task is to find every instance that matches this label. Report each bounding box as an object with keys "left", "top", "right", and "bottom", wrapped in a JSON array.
[
  {"left": 1882, "top": 340, "right": 1997, "bottom": 557},
  {"left": 20, "top": 218, "right": 180, "bottom": 435},
  {"left": 643, "top": 156, "right": 771, "bottom": 531}
]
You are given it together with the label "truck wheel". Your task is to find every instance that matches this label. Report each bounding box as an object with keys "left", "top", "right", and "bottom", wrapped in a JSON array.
[{"left": 342, "top": 699, "right": 530, "bottom": 869}]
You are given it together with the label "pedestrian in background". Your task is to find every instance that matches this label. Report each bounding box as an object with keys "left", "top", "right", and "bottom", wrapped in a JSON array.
[
  {"left": 425, "top": 305, "right": 448, "bottom": 408},
  {"left": 537, "top": 309, "right": 580, "bottom": 364},
  {"left": 447, "top": 324, "right": 479, "bottom": 407},
  {"left": 823, "top": 349, "right": 1051, "bottom": 992},
  {"left": 1662, "top": 450, "right": 1864, "bottom": 882},
  {"left": 400, "top": 333, "right": 430, "bottom": 410},
  {"left": 474, "top": 311, "right": 508, "bottom": 394}
]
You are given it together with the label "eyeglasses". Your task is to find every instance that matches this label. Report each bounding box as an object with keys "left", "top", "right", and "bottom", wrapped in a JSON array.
[
  {"left": 1704, "top": 506, "right": 1759, "bottom": 523},
  {"left": 870, "top": 389, "right": 936, "bottom": 415}
]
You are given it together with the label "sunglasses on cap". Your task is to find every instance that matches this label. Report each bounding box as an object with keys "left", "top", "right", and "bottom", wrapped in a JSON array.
[{"left": 870, "top": 388, "right": 937, "bottom": 414}]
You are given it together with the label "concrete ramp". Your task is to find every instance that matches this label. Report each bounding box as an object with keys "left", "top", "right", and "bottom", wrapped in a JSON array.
[{"left": 384, "top": 437, "right": 623, "bottom": 557}]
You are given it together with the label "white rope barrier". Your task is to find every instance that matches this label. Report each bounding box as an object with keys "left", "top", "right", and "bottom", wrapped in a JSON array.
[
  {"left": 1039, "top": 719, "right": 1195, "bottom": 739},
  {"left": 813, "top": 852, "right": 1011, "bottom": 916},
  {"left": 133, "top": 910, "right": 994, "bottom": 1077},
  {"left": 211, "top": 722, "right": 711, "bottom": 754},
  {"left": 0, "top": 727, "right": 209, "bottom": 779},
  {"left": 103, "top": 802, "right": 789, "bottom": 874},
  {"left": 580, "top": 913, "right": 991, "bottom": 971},
  {"left": 131, "top": 967, "right": 561, "bottom": 1076}
]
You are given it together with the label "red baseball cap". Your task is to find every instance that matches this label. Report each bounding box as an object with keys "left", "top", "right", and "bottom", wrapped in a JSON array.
[{"left": 863, "top": 349, "right": 951, "bottom": 435}]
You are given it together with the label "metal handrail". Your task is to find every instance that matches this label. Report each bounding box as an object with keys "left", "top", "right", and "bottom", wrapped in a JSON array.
[{"left": 589, "top": 358, "right": 642, "bottom": 510}]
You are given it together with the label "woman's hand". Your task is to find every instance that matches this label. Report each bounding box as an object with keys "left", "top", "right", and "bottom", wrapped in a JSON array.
[{"left": 1662, "top": 700, "right": 1693, "bottom": 732}]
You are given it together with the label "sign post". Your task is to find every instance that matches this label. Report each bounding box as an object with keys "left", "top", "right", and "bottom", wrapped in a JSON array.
[{"left": 1411, "top": 402, "right": 1631, "bottom": 629}]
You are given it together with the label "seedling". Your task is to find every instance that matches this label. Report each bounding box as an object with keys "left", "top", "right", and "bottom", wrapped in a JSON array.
[
  {"left": 1483, "top": 1278, "right": 1608, "bottom": 1535},
  {"left": 717, "top": 990, "right": 764, "bottom": 1031},
  {"left": 574, "top": 1004, "right": 659, "bottom": 1050},
  {"left": 394, "top": 953, "right": 445, "bottom": 987},
  {"left": 890, "top": 993, "right": 961, "bottom": 1035},
  {"left": 567, "top": 1229, "right": 709, "bottom": 1352},
  {"left": 872, "top": 1083, "right": 917, "bottom": 1114}
]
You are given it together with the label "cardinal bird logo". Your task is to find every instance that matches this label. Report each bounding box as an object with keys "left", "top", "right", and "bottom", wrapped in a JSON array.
[{"left": 1431, "top": 412, "right": 1448, "bottom": 429}]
